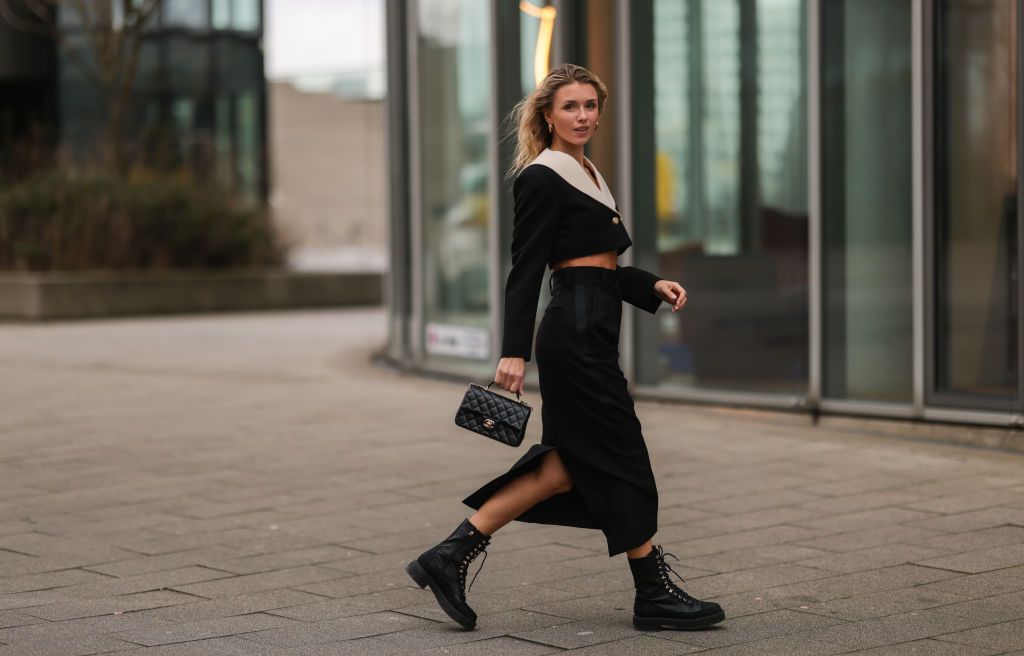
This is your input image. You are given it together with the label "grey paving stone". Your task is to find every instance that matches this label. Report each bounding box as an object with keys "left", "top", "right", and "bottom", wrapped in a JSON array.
[
  {"left": 680, "top": 564, "right": 832, "bottom": 598},
  {"left": 172, "top": 565, "right": 348, "bottom": 598},
  {"left": 0, "top": 568, "right": 110, "bottom": 594},
  {"left": 294, "top": 567, "right": 420, "bottom": 599},
  {"left": 110, "top": 636, "right": 290, "bottom": 655},
  {"left": 241, "top": 611, "right": 434, "bottom": 647},
  {"left": 0, "top": 610, "right": 172, "bottom": 644},
  {"left": 115, "top": 528, "right": 272, "bottom": 556},
  {"left": 919, "top": 525, "right": 1024, "bottom": 553},
  {"left": 83, "top": 546, "right": 244, "bottom": 578},
  {"left": 907, "top": 507, "right": 1024, "bottom": 533},
  {"left": 64, "top": 565, "right": 234, "bottom": 599},
  {"left": 267, "top": 588, "right": 429, "bottom": 622},
  {"left": 840, "top": 639, "right": 997, "bottom": 655},
  {"left": 375, "top": 609, "right": 573, "bottom": 649},
  {"left": 680, "top": 507, "right": 822, "bottom": 535},
  {"left": 794, "top": 587, "right": 970, "bottom": 621},
  {"left": 935, "top": 591, "right": 1024, "bottom": 626},
  {"left": 3, "top": 309, "right": 1024, "bottom": 655},
  {"left": 794, "top": 489, "right": 933, "bottom": 516},
  {"left": 916, "top": 543, "right": 1024, "bottom": 574},
  {"left": 115, "top": 611, "right": 298, "bottom": 646},
  {"left": 0, "top": 635, "right": 138, "bottom": 656},
  {"left": 397, "top": 583, "right": 580, "bottom": 622},
  {"left": 794, "top": 508, "right": 940, "bottom": 534},
  {"left": 763, "top": 565, "right": 961, "bottom": 606},
  {"left": 404, "top": 636, "right": 563, "bottom": 656},
  {"left": 507, "top": 613, "right": 639, "bottom": 649},
  {"left": 137, "top": 588, "right": 326, "bottom": 623},
  {"left": 534, "top": 635, "right": 702, "bottom": 655},
  {"left": 796, "top": 543, "right": 952, "bottom": 573},
  {"left": 693, "top": 489, "right": 823, "bottom": 515},
  {"left": 660, "top": 525, "right": 828, "bottom": 559},
  {"left": 206, "top": 546, "right": 365, "bottom": 575},
  {"left": 0, "top": 609, "right": 44, "bottom": 628},
  {"left": 0, "top": 589, "right": 76, "bottom": 612},
  {"left": 676, "top": 635, "right": 846, "bottom": 655},
  {"left": 916, "top": 565, "right": 1024, "bottom": 599},
  {"left": 653, "top": 608, "right": 846, "bottom": 650},
  {"left": 904, "top": 491, "right": 1024, "bottom": 515},
  {"left": 24, "top": 589, "right": 194, "bottom": 621},
  {"left": 521, "top": 589, "right": 634, "bottom": 620},
  {"left": 799, "top": 608, "right": 991, "bottom": 650},
  {"left": 793, "top": 525, "right": 946, "bottom": 553},
  {"left": 678, "top": 544, "right": 834, "bottom": 573},
  {"left": 936, "top": 619, "right": 1024, "bottom": 652}
]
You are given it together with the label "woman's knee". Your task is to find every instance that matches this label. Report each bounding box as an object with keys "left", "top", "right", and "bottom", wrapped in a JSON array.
[{"left": 536, "top": 451, "right": 573, "bottom": 494}]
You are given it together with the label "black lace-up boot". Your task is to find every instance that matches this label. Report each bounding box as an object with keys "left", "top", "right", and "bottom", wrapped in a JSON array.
[
  {"left": 405, "top": 518, "right": 491, "bottom": 629},
  {"left": 628, "top": 544, "right": 725, "bottom": 630}
]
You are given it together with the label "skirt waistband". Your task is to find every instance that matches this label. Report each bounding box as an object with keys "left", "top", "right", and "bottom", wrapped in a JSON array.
[{"left": 549, "top": 266, "right": 619, "bottom": 295}]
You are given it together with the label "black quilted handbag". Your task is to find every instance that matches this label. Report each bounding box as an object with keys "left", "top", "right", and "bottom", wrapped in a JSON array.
[{"left": 455, "top": 381, "right": 532, "bottom": 447}]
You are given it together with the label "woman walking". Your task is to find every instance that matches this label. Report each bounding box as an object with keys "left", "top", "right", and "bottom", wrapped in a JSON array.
[{"left": 406, "top": 63, "right": 724, "bottom": 632}]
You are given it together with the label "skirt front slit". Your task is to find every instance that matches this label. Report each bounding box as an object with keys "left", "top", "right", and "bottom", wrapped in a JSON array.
[{"left": 461, "top": 266, "right": 659, "bottom": 557}]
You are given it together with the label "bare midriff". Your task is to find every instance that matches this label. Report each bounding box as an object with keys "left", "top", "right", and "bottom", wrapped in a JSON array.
[{"left": 550, "top": 250, "right": 617, "bottom": 272}]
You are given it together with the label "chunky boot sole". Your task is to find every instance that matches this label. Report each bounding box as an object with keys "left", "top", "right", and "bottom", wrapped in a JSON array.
[
  {"left": 633, "top": 609, "right": 726, "bottom": 631},
  {"left": 405, "top": 560, "right": 476, "bottom": 630}
]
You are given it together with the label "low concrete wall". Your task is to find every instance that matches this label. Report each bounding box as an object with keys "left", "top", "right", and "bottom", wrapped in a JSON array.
[{"left": 0, "top": 270, "right": 382, "bottom": 320}]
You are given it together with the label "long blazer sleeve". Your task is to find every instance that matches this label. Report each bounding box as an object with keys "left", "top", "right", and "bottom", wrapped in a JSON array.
[
  {"left": 500, "top": 167, "right": 559, "bottom": 361},
  {"left": 616, "top": 265, "right": 663, "bottom": 314}
]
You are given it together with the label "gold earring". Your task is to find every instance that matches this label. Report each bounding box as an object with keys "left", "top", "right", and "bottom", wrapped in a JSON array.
[
  {"left": 547, "top": 123, "right": 552, "bottom": 133},
  {"left": 595, "top": 121, "right": 600, "bottom": 130}
]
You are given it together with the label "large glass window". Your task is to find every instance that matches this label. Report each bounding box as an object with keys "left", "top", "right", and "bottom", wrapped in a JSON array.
[
  {"left": 822, "top": 0, "right": 913, "bottom": 403},
  {"left": 932, "top": 0, "right": 1019, "bottom": 406},
  {"left": 416, "top": 0, "right": 492, "bottom": 363},
  {"left": 645, "top": 0, "right": 808, "bottom": 395},
  {"left": 162, "top": 0, "right": 210, "bottom": 30}
]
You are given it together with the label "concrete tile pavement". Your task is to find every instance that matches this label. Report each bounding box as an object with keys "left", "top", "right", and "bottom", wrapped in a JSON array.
[{"left": 0, "top": 307, "right": 1022, "bottom": 654}]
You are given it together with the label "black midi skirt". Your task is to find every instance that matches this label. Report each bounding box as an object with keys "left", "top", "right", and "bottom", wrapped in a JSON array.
[{"left": 462, "top": 265, "right": 659, "bottom": 557}]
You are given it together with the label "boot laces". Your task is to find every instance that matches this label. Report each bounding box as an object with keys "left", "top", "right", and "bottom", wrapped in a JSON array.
[
  {"left": 654, "top": 545, "right": 697, "bottom": 605},
  {"left": 456, "top": 536, "right": 491, "bottom": 593}
]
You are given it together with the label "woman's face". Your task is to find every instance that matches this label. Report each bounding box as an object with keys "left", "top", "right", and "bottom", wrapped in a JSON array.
[{"left": 544, "top": 81, "right": 600, "bottom": 149}]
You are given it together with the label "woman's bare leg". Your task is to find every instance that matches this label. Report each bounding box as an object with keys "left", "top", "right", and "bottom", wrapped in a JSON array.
[{"left": 468, "top": 450, "right": 572, "bottom": 535}]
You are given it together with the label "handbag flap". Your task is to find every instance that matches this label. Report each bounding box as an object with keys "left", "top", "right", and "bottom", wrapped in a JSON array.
[{"left": 460, "top": 384, "right": 530, "bottom": 431}]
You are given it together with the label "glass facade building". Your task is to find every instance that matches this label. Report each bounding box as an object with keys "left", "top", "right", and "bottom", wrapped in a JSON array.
[
  {"left": 384, "top": 0, "right": 1023, "bottom": 429},
  {"left": 0, "top": 0, "right": 266, "bottom": 201}
]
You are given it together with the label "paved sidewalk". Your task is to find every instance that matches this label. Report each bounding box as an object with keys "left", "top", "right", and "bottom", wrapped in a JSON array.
[{"left": 1, "top": 308, "right": 1024, "bottom": 655}]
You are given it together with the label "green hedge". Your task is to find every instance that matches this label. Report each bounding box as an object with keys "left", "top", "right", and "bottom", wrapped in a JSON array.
[{"left": 0, "top": 171, "right": 283, "bottom": 271}]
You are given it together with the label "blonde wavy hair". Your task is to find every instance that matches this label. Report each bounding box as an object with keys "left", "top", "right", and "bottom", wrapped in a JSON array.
[{"left": 506, "top": 63, "right": 609, "bottom": 180}]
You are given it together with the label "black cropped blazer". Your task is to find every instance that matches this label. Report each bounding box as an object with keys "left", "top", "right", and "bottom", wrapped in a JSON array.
[{"left": 500, "top": 153, "right": 664, "bottom": 361}]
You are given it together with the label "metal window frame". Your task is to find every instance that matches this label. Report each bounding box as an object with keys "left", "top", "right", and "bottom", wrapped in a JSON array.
[
  {"left": 406, "top": 0, "right": 424, "bottom": 369},
  {"left": 808, "top": 0, "right": 822, "bottom": 409}
]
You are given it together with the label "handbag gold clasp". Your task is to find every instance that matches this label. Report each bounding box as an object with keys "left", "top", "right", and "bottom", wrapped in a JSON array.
[{"left": 483, "top": 418, "right": 495, "bottom": 429}]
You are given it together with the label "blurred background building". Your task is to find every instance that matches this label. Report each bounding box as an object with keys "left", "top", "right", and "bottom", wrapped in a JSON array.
[
  {"left": 1, "top": 0, "right": 1019, "bottom": 428},
  {"left": 384, "top": 0, "right": 1022, "bottom": 429},
  {"left": 0, "top": 0, "right": 387, "bottom": 272}
]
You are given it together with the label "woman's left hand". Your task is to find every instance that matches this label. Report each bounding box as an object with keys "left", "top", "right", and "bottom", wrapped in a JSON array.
[{"left": 654, "top": 280, "right": 688, "bottom": 312}]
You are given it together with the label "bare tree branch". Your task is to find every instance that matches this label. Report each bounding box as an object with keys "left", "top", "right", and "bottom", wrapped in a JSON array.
[
  {"left": 0, "top": 0, "right": 52, "bottom": 36},
  {"left": 1, "top": 0, "right": 166, "bottom": 173}
]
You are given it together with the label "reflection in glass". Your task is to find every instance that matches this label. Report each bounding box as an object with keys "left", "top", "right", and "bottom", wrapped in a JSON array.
[
  {"left": 934, "top": 0, "right": 1019, "bottom": 403},
  {"left": 417, "top": 0, "right": 492, "bottom": 362},
  {"left": 822, "top": 0, "right": 913, "bottom": 402},
  {"left": 161, "top": 0, "right": 209, "bottom": 29},
  {"left": 233, "top": 0, "right": 261, "bottom": 31},
  {"left": 519, "top": 0, "right": 556, "bottom": 95},
  {"left": 649, "top": 0, "right": 808, "bottom": 395}
]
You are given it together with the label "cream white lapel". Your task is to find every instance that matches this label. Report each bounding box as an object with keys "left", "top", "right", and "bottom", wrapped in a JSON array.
[{"left": 529, "top": 148, "right": 620, "bottom": 216}]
